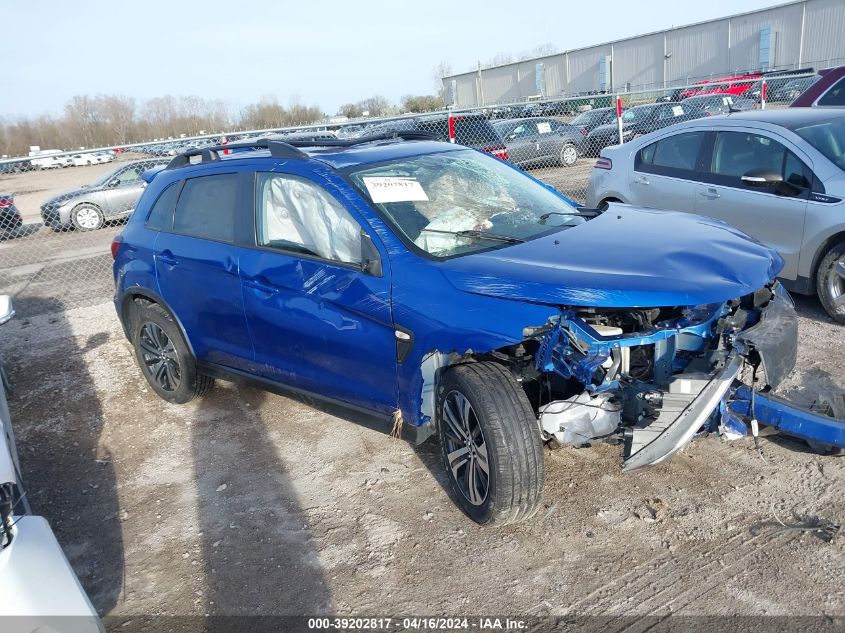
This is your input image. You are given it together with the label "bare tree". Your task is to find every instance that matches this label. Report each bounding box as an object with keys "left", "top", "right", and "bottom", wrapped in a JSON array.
[{"left": 432, "top": 61, "right": 453, "bottom": 102}]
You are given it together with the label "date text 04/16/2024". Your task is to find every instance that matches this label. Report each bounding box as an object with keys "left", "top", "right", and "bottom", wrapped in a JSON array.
[{"left": 307, "top": 617, "right": 528, "bottom": 630}]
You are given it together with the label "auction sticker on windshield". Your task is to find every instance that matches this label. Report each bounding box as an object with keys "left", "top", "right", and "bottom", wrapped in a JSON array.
[{"left": 363, "top": 177, "right": 429, "bottom": 203}]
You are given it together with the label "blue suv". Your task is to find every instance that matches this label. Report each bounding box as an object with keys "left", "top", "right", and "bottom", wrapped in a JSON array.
[{"left": 114, "top": 134, "right": 797, "bottom": 525}]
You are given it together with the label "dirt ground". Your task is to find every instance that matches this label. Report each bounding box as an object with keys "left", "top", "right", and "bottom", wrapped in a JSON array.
[
  {"left": 1, "top": 294, "right": 843, "bottom": 629},
  {"left": 1, "top": 142, "right": 844, "bottom": 631}
]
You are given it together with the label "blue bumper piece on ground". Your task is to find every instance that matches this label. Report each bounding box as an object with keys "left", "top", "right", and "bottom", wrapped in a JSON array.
[{"left": 729, "top": 384, "right": 845, "bottom": 448}]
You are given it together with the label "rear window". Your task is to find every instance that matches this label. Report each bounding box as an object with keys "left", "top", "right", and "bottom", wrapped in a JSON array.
[{"left": 173, "top": 173, "right": 240, "bottom": 242}]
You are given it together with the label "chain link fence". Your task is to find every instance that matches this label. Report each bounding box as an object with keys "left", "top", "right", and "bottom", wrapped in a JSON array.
[{"left": 0, "top": 71, "right": 817, "bottom": 319}]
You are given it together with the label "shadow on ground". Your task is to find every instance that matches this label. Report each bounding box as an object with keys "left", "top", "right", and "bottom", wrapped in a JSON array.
[{"left": 4, "top": 296, "right": 124, "bottom": 614}]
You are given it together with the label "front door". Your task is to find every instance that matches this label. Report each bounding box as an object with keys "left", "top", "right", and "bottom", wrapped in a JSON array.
[
  {"left": 239, "top": 170, "right": 398, "bottom": 414},
  {"left": 694, "top": 130, "right": 810, "bottom": 280}
]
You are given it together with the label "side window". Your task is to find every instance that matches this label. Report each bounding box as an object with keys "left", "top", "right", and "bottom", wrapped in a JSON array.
[
  {"left": 173, "top": 173, "right": 240, "bottom": 242},
  {"left": 112, "top": 167, "right": 141, "bottom": 187},
  {"left": 507, "top": 124, "right": 533, "bottom": 140},
  {"left": 146, "top": 181, "right": 182, "bottom": 231},
  {"left": 256, "top": 173, "right": 362, "bottom": 266},
  {"left": 710, "top": 132, "right": 786, "bottom": 182},
  {"left": 783, "top": 151, "right": 811, "bottom": 189},
  {"left": 817, "top": 77, "right": 845, "bottom": 106},
  {"left": 635, "top": 131, "right": 706, "bottom": 176}
]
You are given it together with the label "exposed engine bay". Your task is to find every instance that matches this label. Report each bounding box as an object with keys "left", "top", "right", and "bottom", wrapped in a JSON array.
[{"left": 492, "top": 282, "right": 798, "bottom": 470}]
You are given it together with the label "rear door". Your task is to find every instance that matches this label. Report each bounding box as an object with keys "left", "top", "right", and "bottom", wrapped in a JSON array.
[
  {"left": 238, "top": 170, "right": 398, "bottom": 413},
  {"left": 694, "top": 130, "right": 810, "bottom": 280},
  {"left": 154, "top": 169, "right": 254, "bottom": 370},
  {"left": 630, "top": 130, "right": 708, "bottom": 212}
]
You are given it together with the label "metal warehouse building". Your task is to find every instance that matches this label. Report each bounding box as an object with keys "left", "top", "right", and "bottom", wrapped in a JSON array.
[{"left": 443, "top": 0, "right": 845, "bottom": 107}]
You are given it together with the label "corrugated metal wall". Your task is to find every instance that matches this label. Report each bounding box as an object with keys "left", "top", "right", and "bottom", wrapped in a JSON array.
[
  {"left": 443, "top": 0, "right": 845, "bottom": 107},
  {"left": 802, "top": 0, "right": 845, "bottom": 67}
]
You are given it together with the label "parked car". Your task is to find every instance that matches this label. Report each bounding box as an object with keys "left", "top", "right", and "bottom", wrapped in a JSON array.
[
  {"left": 114, "top": 134, "right": 796, "bottom": 525},
  {"left": 0, "top": 194, "right": 23, "bottom": 235},
  {"left": 677, "top": 74, "right": 761, "bottom": 100},
  {"left": 792, "top": 65, "right": 845, "bottom": 107},
  {"left": 587, "top": 108, "right": 845, "bottom": 323},
  {"left": 568, "top": 107, "right": 618, "bottom": 134},
  {"left": 0, "top": 296, "right": 103, "bottom": 631},
  {"left": 768, "top": 76, "right": 820, "bottom": 104},
  {"left": 362, "top": 113, "right": 508, "bottom": 160},
  {"left": 70, "top": 154, "right": 96, "bottom": 167},
  {"left": 585, "top": 102, "right": 695, "bottom": 155},
  {"left": 29, "top": 155, "right": 62, "bottom": 170},
  {"left": 492, "top": 117, "right": 586, "bottom": 167},
  {"left": 41, "top": 159, "right": 169, "bottom": 231},
  {"left": 681, "top": 94, "right": 756, "bottom": 117},
  {"left": 91, "top": 152, "right": 114, "bottom": 164}
]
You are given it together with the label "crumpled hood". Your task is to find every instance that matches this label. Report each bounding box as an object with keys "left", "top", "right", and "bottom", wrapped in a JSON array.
[{"left": 440, "top": 205, "right": 783, "bottom": 308}]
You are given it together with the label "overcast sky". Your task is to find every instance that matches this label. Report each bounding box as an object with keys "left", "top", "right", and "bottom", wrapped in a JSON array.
[{"left": 2, "top": 0, "right": 781, "bottom": 118}]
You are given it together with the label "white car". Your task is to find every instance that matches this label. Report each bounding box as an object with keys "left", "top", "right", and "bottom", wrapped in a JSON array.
[
  {"left": 70, "top": 154, "right": 96, "bottom": 167},
  {"left": 91, "top": 152, "right": 113, "bottom": 164},
  {"left": 29, "top": 156, "right": 63, "bottom": 170},
  {"left": 0, "top": 296, "right": 103, "bottom": 632}
]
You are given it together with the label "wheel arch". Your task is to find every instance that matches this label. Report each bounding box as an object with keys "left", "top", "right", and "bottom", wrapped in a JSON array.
[
  {"left": 119, "top": 287, "right": 197, "bottom": 358},
  {"left": 809, "top": 230, "right": 845, "bottom": 295}
]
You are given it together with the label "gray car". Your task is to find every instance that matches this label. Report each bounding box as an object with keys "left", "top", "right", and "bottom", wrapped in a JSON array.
[
  {"left": 587, "top": 108, "right": 845, "bottom": 323},
  {"left": 40, "top": 159, "right": 168, "bottom": 231},
  {"left": 492, "top": 117, "right": 586, "bottom": 167}
]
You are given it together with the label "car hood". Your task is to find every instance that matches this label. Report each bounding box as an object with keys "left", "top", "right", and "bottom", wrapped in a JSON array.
[
  {"left": 439, "top": 205, "right": 783, "bottom": 308},
  {"left": 43, "top": 187, "right": 97, "bottom": 207}
]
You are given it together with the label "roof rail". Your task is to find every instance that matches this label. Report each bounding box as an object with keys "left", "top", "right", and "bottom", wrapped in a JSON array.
[
  {"left": 273, "top": 130, "right": 438, "bottom": 148},
  {"left": 165, "top": 131, "right": 438, "bottom": 170},
  {"left": 165, "top": 139, "right": 308, "bottom": 170}
]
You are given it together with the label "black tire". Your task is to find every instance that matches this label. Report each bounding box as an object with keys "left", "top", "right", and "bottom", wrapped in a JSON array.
[
  {"left": 70, "top": 203, "right": 104, "bottom": 231},
  {"left": 816, "top": 241, "right": 845, "bottom": 324},
  {"left": 559, "top": 143, "right": 578, "bottom": 167},
  {"left": 131, "top": 302, "right": 213, "bottom": 404},
  {"left": 437, "top": 362, "right": 544, "bottom": 526}
]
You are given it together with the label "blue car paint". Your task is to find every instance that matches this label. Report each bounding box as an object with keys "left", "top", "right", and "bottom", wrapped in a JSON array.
[
  {"left": 729, "top": 385, "right": 845, "bottom": 449},
  {"left": 114, "top": 140, "right": 785, "bottom": 437},
  {"left": 535, "top": 303, "right": 725, "bottom": 392}
]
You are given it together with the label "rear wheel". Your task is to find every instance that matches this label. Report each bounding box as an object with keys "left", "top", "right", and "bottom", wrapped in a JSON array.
[
  {"left": 816, "top": 241, "right": 845, "bottom": 324},
  {"left": 131, "top": 302, "right": 214, "bottom": 404},
  {"left": 437, "top": 362, "right": 544, "bottom": 526}
]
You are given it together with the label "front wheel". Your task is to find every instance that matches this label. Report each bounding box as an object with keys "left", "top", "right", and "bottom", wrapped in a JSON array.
[
  {"left": 559, "top": 143, "right": 578, "bottom": 167},
  {"left": 816, "top": 241, "right": 845, "bottom": 324},
  {"left": 70, "top": 204, "right": 104, "bottom": 231},
  {"left": 437, "top": 362, "right": 544, "bottom": 526}
]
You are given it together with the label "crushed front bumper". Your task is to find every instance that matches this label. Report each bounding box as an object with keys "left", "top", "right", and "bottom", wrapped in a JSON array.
[{"left": 624, "top": 287, "right": 798, "bottom": 470}]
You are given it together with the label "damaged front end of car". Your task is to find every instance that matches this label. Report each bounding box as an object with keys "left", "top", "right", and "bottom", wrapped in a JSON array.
[{"left": 520, "top": 282, "right": 797, "bottom": 469}]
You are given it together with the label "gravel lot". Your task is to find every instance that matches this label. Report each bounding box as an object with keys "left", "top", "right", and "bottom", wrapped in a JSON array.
[{"left": 0, "top": 149, "right": 843, "bottom": 629}]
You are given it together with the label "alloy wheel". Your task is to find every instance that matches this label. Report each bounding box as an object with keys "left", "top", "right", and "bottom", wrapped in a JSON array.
[
  {"left": 139, "top": 322, "right": 181, "bottom": 392},
  {"left": 827, "top": 258, "right": 845, "bottom": 314},
  {"left": 561, "top": 145, "right": 578, "bottom": 166},
  {"left": 442, "top": 390, "right": 490, "bottom": 506}
]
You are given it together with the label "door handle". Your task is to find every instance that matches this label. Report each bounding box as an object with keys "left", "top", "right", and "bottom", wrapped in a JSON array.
[
  {"left": 243, "top": 276, "right": 279, "bottom": 295},
  {"left": 635, "top": 175, "right": 650, "bottom": 185},
  {"left": 699, "top": 188, "right": 721, "bottom": 200},
  {"left": 157, "top": 251, "right": 178, "bottom": 267}
]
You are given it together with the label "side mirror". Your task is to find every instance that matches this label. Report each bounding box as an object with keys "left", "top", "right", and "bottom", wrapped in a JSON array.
[
  {"left": 106, "top": 179, "right": 120, "bottom": 188},
  {"left": 360, "top": 232, "right": 383, "bottom": 277},
  {"left": 0, "top": 295, "right": 14, "bottom": 326}
]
